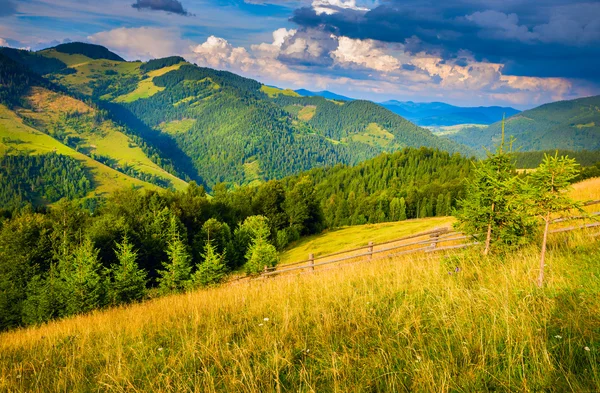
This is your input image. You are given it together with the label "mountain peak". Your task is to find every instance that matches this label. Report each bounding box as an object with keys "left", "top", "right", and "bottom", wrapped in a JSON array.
[{"left": 48, "top": 42, "right": 125, "bottom": 62}]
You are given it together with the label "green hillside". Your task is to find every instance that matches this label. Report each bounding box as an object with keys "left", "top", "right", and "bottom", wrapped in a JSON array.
[
  {"left": 8, "top": 45, "right": 474, "bottom": 188},
  {"left": 0, "top": 51, "right": 188, "bottom": 208},
  {"left": 449, "top": 96, "right": 600, "bottom": 152}
]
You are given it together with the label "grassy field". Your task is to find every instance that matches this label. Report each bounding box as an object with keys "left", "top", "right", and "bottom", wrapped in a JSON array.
[
  {"left": 1, "top": 228, "right": 599, "bottom": 392},
  {"left": 280, "top": 216, "right": 454, "bottom": 265},
  {"left": 114, "top": 63, "right": 185, "bottom": 103},
  {"left": 261, "top": 85, "right": 301, "bottom": 98}
]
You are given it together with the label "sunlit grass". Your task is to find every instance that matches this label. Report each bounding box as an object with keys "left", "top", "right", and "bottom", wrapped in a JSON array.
[{"left": 1, "top": 230, "right": 598, "bottom": 392}]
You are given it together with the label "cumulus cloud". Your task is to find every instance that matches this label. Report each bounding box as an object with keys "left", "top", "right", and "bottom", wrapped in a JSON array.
[
  {"left": 0, "top": 38, "right": 8, "bottom": 47},
  {"left": 332, "top": 37, "right": 400, "bottom": 72},
  {"left": 131, "top": 0, "right": 190, "bottom": 16},
  {"left": 312, "top": 0, "right": 369, "bottom": 15},
  {"left": 290, "top": 0, "right": 600, "bottom": 82},
  {"left": 188, "top": 27, "right": 582, "bottom": 106},
  {"left": 88, "top": 27, "right": 187, "bottom": 60}
]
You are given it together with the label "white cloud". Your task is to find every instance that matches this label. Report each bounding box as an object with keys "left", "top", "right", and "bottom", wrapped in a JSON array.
[
  {"left": 332, "top": 37, "right": 400, "bottom": 72},
  {"left": 312, "top": 0, "right": 369, "bottom": 15},
  {"left": 87, "top": 27, "right": 187, "bottom": 60},
  {"left": 0, "top": 38, "right": 8, "bottom": 47}
]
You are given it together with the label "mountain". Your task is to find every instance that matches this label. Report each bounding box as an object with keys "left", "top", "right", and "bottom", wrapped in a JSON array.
[
  {"left": 295, "top": 89, "right": 354, "bottom": 102},
  {"left": 0, "top": 51, "right": 188, "bottom": 209},
  {"left": 380, "top": 100, "right": 521, "bottom": 126},
  {"left": 447, "top": 96, "right": 600, "bottom": 152},
  {"left": 1, "top": 43, "right": 473, "bottom": 189}
]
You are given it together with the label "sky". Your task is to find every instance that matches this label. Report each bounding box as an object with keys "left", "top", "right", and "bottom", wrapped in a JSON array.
[{"left": 1, "top": 0, "right": 599, "bottom": 108}]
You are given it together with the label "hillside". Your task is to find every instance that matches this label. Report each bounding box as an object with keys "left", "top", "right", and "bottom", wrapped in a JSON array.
[
  {"left": 0, "top": 52, "right": 188, "bottom": 207},
  {"left": 1, "top": 220, "right": 599, "bottom": 391},
  {"left": 381, "top": 100, "right": 520, "bottom": 126},
  {"left": 0, "top": 43, "right": 475, "bottom": 188},
  {"left": 448, "top": 96, "right": 600, "bottom": 152}
]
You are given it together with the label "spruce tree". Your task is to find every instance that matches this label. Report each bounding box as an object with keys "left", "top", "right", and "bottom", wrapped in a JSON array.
[
  {"left": 527, "top": 153, "right": 583, "bottom": 287},
  {"left": 107, "top": 235, "right": 147, "bottom": 304},
  {"left": 157, "top": 216, "right": 192, "bottom": 294},
  {"left": 455, "top": 118, "right": 536, "bottom": 254},
  {"left": 245, "top": 235, "right": 279, "bottom": 275},
  {"left": 192, "top": 240, "right": 227, "bottom": 287},
  {"left": 61, "top": 238, "right": 105, "bottom": 316}
]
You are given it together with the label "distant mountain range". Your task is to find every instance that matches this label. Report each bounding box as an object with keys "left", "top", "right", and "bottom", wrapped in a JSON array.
[
  {"left": 380, "top": 101, "right": 521, "bottom": 127},
  {"left": 294, "top": 89, "right": 354, "bottom": 102},
  {"left": 447, "top": 95, "right": 600, "bottom": 152},
  {"left": 294, "top": 89, "right": 520, "bottom": 127}
]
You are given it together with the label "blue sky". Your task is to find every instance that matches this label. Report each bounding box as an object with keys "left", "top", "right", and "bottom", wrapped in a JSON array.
[{"left": 1, "top": 0, "right": 599, "bottom": 108}]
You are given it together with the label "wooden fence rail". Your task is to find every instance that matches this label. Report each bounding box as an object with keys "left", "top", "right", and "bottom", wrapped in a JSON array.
[{"left": 260, "top": 206, "right": 600, "bottom": 279}]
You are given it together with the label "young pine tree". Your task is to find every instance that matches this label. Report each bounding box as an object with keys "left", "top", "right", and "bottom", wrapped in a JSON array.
[
  {"left": 61, "top": 238, "right": 105, "bottom": 316},
  {"left": 527, "top": 153, "right": 583, "bottom": 287},
  {"left": 157, "top": 216, "right": 192, "bottom": 294},
  {"left": 245, "top": 235, "right": 279, "bottom": 275},
  {"left": 107, "top": 235, "right": 147, "bottom": 305},
  {"left": 455, "top": 118, "right": 535, "bottom": 254},
  {"left": 191, "top": 240, "right": 227, "bottom": 287},
  {"left": 22, "top": 263, "right": 65, "bottom": 325}
]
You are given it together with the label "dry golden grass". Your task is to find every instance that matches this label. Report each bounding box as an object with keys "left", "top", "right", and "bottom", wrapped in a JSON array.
[{"left": 1, "top": 230, "right": 599, "bottom": 392}]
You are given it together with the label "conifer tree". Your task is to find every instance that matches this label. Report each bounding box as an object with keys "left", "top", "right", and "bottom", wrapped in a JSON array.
[
  {"left": 192, "top": 240, "right": 227, "bottom": 287},
  {"left": 107, "top": 235, "right": 147, "bottom": 304},
  {"left": 245, "top": 235, "right": 279, "bottom": 275},
  {"left": 455, "top": 117, "right": 535, "bottom": 254},
  {"left": 527, "top": 153, "right": 583, "bottom": 287},
  {"left": 157, "top": 216, "right": 192, "bottom": 294},
  {"left": 61, "top": 238, "right": 105, "bottom": 315},
  {"left": 22, "top": 263, "right": 65, "bottom": 325}
]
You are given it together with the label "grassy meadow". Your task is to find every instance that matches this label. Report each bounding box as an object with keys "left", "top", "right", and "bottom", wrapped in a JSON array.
[
  {"left": 1, "top": 229, "right": 599, "bottom": 392},
  {"left": 1, "top": 180, "right": 598, "bottom": 392}
]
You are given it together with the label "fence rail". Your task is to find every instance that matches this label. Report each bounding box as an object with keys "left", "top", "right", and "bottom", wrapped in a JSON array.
[{"left": 259, "top": 206, "right": 600, "bottom": 279}]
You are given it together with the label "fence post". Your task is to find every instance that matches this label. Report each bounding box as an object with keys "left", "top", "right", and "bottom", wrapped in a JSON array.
[
  {"left": 430, "top": 232, "right": 439, "bottom": 250},
  {"left": 309, "top": 253, "right": 314, "bottom": 271},
  {"left": 368, "top": 242, "right": 374, "bottom": 260}
]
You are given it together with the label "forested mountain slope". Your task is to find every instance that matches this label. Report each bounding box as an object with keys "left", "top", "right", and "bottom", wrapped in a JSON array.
[
  {"left": 448, "top": 96, "right": 600, "bottom": 152},
  {"left": 1, "top": 43, "right": 474, "bottom": 188},
  {"left": 0, "top": 52, "right": 188, "bottom": 209}
]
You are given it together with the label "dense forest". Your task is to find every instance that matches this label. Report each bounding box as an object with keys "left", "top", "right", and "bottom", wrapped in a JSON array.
[
  {"left": 0, "top": 153, "right": 92, "bottom": 212},
  {"left": 0, "top": 147, "right": 475, "bottom": 331}
]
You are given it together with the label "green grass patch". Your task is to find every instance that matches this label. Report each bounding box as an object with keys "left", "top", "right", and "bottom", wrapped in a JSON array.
[
  {"left": 280, "top": 216, "right": 455, "bottom": 264},
  {"left": 349, "top": 122, "right": 395, "bottom": 148},
  {"left": 158, "top": 119, "right": 197, "bottom": 135},
  {"left": 260, "top": 85, "right": 301, "bottom": 98},
  {"left": 298, "top": 106, "right": 316, "bottom": 121}
]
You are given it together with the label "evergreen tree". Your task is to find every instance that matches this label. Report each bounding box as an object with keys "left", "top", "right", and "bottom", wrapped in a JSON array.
[
  {"left": 61, "top": 238, "right": 105, "bottom": 315},
  {"left": 157, "top": 216, "right": 192, "bottom": 294},
  {"left": 527, "top": 154, "right": 583, "bottom": 287},
  {"left": 192, "top": 240, "right": 227, "bottom": 287},
  {"left": 455, "top": 119, "right": 535, "bottom": 254},
  {"left": 22, "top": 264, "right": 65, "bottom": 325},
  {"left": 107, "top": 235, "right": 147, "bottom": 304},
  {"left": 245, "top": 235, "right": 279, "bottom": 275}
]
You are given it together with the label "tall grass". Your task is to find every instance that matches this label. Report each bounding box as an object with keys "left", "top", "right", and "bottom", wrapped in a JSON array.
[{"left": 1, "top": 230, "right": 599, "bottom": 392}]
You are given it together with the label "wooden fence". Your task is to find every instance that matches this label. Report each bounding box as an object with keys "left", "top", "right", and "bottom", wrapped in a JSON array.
[{"left": 257, "top": 199, "right": 600, "bottom": 279}]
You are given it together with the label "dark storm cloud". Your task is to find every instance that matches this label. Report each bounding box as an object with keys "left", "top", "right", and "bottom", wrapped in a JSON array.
[
  {"left": 290, "top": 0, "right": 600, "bottom": 81},
  {"left": 0, "top": 0, "right": 17, "bottom": 17},
  {"left": 131, "top": 0, "right": 191, "bottom": 16}
]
